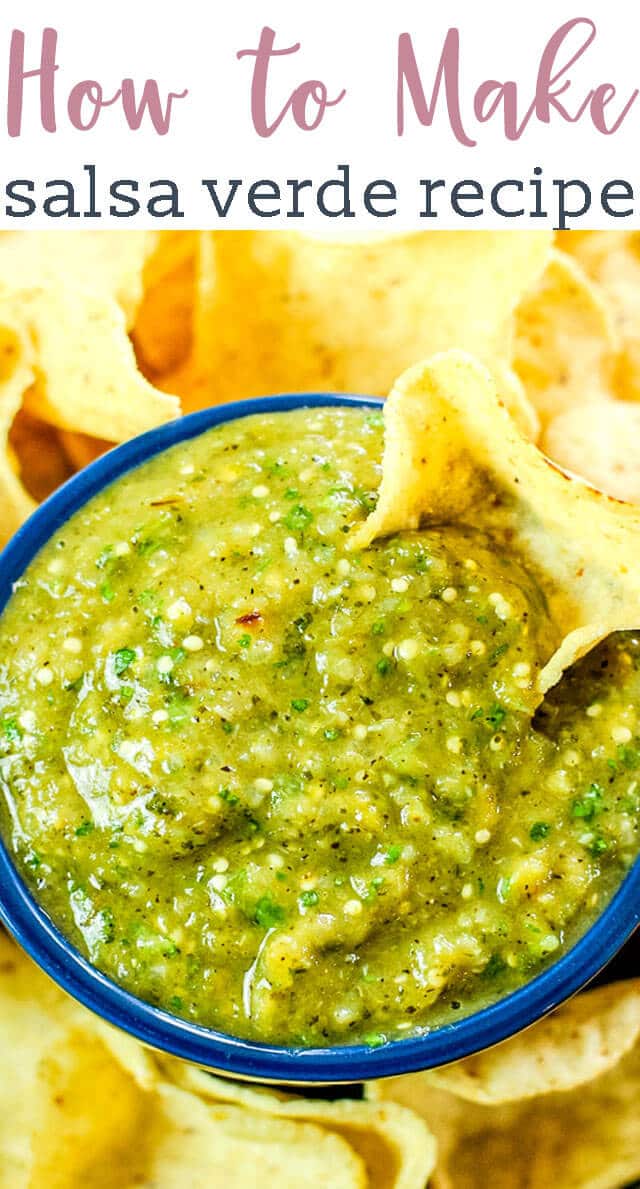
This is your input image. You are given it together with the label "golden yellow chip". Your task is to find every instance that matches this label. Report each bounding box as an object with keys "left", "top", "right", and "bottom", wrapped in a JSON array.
[
  {"left": 180, "top": 230, "right": 551, "bottom": 426},
  {"left": 560, "top": 230, "right": 640, "bottom": 401},
  {"left": 0, "top": 933, "right": 425, "bottom": 1188},
  {"left": 513, "top": 249, "right": 617, "bottom": 427},
  {"left": 543, "top": 399, "right": 640, "bottom": 503},
  {"left": 424, "top": 979, "right": 640, "bottom": 1104},
  {"left": 0, "top": 231, "right": 158, "bottom": 327},
  {"left": 8, "top": 409, "right": 73, "bottom": 503},
  {"left": 351, "top": 351, "right": 640, "bottom": 695},
  {"left": 159, "top": 1059, "right": 436, "bottom": 1189},
  {"left": 0, "top": 285, "right": 179, "bottom": 440},
  {"left": 133, "top": 231, "right": 197, "bottom": 379},
  {"left": 0, "top": 322, "right": 38, "bottom": 544},
  {"left": 371, "top": 980, "right": 640, "bottom": 1189}
]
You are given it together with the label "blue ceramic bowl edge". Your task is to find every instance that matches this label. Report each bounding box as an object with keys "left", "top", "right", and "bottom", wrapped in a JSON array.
[{"left": 0, "top": 391, "right": 637, "bottom": 1085}]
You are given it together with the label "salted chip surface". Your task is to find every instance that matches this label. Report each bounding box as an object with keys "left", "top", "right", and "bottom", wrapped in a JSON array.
[
  {"left": 133, "top": 231, "right": 196, "bottom": 378},
  {"left": 0, "top": 932, "right": 428, "bottom": 1188},
  {"left": 0, "top": 285, "right": 179, "bottom": 441},
  {"left": 543, "top": 399, "right": 640, "bottom": 503},
  {"left": 0, "top": 231, "right": 158, "bottom": 328},
  {"left": 157, "top": 1058, "right": 436, "bottom": 1189},
  {"left": 351, "top": 351, "right": 640, "bottom": 695},
  {"left": 423, "top": 979, "right": 640, "bottom": 1104},
  {"left": 370, "top": 980, "right": 640, "bottom": 1189},
  {"left": 184, "top": 230, "right": 551, "bottom": 425},
  {"left": 0, "top": 284, "right": 179, "bottom": 545},
  {"left": 0, "top": 322, "right": 37, "bottom": 544},
  {"left": 561, "top": 229, "right": 640, "bottom": 402},
  {"left": 513, "top": 250, "right": 617, "bottom": 427}
]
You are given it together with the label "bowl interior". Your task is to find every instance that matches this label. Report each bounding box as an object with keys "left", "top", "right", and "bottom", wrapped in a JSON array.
[{"left": 0, "top": 392, "right": 638, "bottom": 1084}]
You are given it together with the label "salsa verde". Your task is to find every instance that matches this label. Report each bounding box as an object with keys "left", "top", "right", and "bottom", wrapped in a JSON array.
[{"left": 0, "top": 407, "right": 638, "bottom": 1046}]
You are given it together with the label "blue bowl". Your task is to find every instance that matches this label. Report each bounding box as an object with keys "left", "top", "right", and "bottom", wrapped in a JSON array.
[{"left": 0, "top": 393, "right": 638, "bottom": 1085}]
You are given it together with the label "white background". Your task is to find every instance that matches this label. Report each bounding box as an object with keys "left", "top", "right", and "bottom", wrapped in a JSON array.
[{"left": 1, "top": 0, "right": 639, "bottom": 228}]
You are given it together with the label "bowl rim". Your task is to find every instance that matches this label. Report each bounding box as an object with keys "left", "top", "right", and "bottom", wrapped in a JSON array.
[{"left": 0, "top": 391, "right": 638, "bottom": 1085}]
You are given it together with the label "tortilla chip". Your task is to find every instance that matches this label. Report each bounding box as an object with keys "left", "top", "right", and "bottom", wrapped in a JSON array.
[
  {"left": 513, "top": 250, "right": 618, "bottom": 427},
  {"left": 0, "top": 285, "right": 178, "bottom": 440},
  {"left": 157, "top": 1060, "right": 436, "bottom": 1189},
  {"left": 126, "top": 1085, "right": 367, "bottom": 1189},
  {"left": 424, "top": 979, "right": 640, "bottom": 1104},
  {"left": 133, "top": 232, "right": 196, "bottom": 378},
  {"left": 560, "top": 230, "right": 640, "bottom": 398},
  {"left": 350, "top": 351, "right": 640, "bottom": 695},
  {"left": 0, "top": 231, "right": 158, "bottom": 328},
  {"left": 29, "top": 1030, "right": 150, "bottom": 1189},
  {"left": 543, "top": 399, "right": 640, "bottom": 503},
  {"left": 370, "top": 981, "right": 640, "bottom": 1189},
  {"left": 58, "top": 430, "right": 112, "bottom": 473},
  {"left": 0, "top": 933, "right": 414, "bottom": 1188},
  {"left": 8, "top": 409, "right": 73, "bottom": 502},
  {"left": 0, "top": 321, "right": 37, "bottom": 543},
  {"left": 182, "top": 230, "right": 550, "bottom": 430}
]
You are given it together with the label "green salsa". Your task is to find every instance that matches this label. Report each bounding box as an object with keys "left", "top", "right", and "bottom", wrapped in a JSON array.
[{"left": 0, "top": 407, "right": 638, "bottom": 1046}]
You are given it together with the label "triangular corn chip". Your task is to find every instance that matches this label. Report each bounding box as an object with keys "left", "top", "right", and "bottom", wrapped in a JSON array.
[
  {"left": 0, "top": 933, "right": 376, "bottom": 1188},
  {"left": 514, "top": 250, "right": 618, "bottom": 426},
  {"left": 422, "top": 978, "right": 640, "bottom": 1104},
  {"left": 3, "top": 285, "right": 179, "bottom": 440},
  {"left": 0, "top": 231, "right": 158, "bottom": 328},
  {"left": 370, "top": 979, "right": 640, "bottom": 1189},
  {"left": 543, "top": 398, "right": 640, "bottom": 503},
  {"left": 351, "top": 351, "right": 640, "bottom": 695},
  {"left": 560, "top": 229, "right": 640, "bottom": 402},
  {"left": 0, "top": 321, "right": 37, "bottom": 542},
  {"left": 182, "top": 230, "right": 551, "bottom": 434},
  {"left": 157, "top": 1058, "right": 436, "bottom": 1189},
  {"left": 0, "top": 284, "right": 180, "bottom": 545}
]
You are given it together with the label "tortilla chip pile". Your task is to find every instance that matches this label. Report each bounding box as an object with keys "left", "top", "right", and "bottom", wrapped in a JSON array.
[
  {"left": 1, "top": 228, "right": 640, "bottom": 1186},
  {"left": 0, "top": 930, "right": 639, "bottom": 1188}
]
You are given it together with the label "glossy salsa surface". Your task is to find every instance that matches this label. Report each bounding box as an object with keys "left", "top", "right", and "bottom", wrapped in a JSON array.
[{"left": 0, "top": 407, "right": 638, "bottom": 1046}]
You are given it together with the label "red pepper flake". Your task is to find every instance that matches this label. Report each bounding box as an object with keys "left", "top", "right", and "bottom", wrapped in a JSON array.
[{"left": 235, "top": 611, "right": 263, "bottom": 627}]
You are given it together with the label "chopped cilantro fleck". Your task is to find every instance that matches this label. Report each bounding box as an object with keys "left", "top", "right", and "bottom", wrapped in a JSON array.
[
  {"left": 571, "top": 783, "right": 605, "bottom": 821},
  {"left": 219, "top": 787, "right": 239, "bottom": 806},
  {"left": 486, "top": 703, "right": 507, "bottom": 729},
  {"left": 323, "top": 727, "right": 341, "bottom": 741},
  {"left": 489, "top": 643, "right": 509, "bottom": 664},
  {"left": 291, "top": 698, "right": 309, "bottom": 712},
  {"left": 299, "top": 890, "right": 319, "bottom": 908},
  {"left": 98, "top": 909, "right": 115, "bottom": 943},
  {"left": 376, "top": 657, "right": 391, "bottom": 675},
  {"left": 253, "top": 896, "right": 286, "bottom": 929},
  {"left": 74, "top": 820, "right": 94, "bottom": 838},
  {"left": 530, "top": 821, "right": 551, "bottom": 842},
  {"left": 284, "top": 504, "right": 313, "bottom": 533},
  {"left": 385, "top": 845, "right": 402, "bottom": 864},
  {"left": 483, "top": 953, "right": 507, "bottom": 978},
  {"left": 238, "top": 634, "right": 252, "bottom": 649},
  {"left": 2, "top": 717, "right": 21, "bottom": 743}
]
